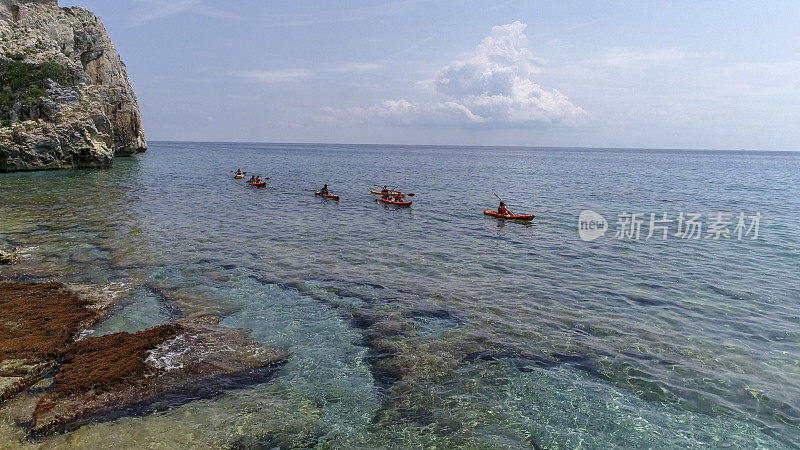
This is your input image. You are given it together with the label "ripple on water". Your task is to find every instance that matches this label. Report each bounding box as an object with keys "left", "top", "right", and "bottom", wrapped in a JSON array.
[
  {"left": 91, "top": 284, "right": 178, "bottom": 336},
  {"left": 220, "top": 270, "right": 381, "bottom": 444},
  {"left": 1, "top": 144, "right": 799, "bottom": 447}
]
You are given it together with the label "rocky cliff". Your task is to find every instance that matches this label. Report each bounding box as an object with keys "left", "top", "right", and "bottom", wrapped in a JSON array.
[{"left": 0, "top": 0, "right": 146, "bottom": 171}]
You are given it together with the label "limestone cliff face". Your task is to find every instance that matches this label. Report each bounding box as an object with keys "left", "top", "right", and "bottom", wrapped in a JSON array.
[{"left": 0, "top": 0, "right": 146, "bottom": 171}]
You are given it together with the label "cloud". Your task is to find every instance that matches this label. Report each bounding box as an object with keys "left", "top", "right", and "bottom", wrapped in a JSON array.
[
  {"left": 322, "top": 21, "right": 588, "bottom": 128},
  {"left": 128, "top": 0, "right": 235, "bottom": 27},
  {"left": 485, "top": 0, "right": 519, "bottom": 12},
  {"left": 330, "top": 63, "right": 383, "bottom": 73},
  {"left": 593, "top": 47, "right": 700, "bottom": 67},
  {"left": 233, "top": 63, "right": 380, "bottom": 84},
  {"left": 318, "top": 100, "right": 484, "bottom": 126},
  {"left": 259, "top": 1, "right": 426, "bottom": 28},
  {"left": 235, "top": 70, "right": 313, "bottom": 84}
]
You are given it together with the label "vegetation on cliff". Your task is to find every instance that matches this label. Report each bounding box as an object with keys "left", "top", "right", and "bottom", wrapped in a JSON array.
[{"left": 0, "top": 54, "right": 70, "bottom": 126}]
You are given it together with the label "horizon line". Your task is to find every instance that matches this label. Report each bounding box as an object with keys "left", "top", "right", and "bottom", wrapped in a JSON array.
[{"left": 145, "top": 140, "right": 800, "bottom": 153}]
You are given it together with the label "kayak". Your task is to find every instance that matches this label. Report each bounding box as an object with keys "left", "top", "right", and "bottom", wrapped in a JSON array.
[
  {"left": 371, "top": 190, "right": 400, "bottom": 195},
  {"left": 234, "top": 174, "right": 243, "bottom": 179},
  {"left": 247, "top": 181, "right": 267, "bottom": 187},
  {"left": 380, "top": 197, "right": 412, "bottom": 207},
  {"left": 315, "top": 192, "right": 340, "bottom": 201},
  {"left": 483, "top": 210, "right": 534, "bottom": 221}
]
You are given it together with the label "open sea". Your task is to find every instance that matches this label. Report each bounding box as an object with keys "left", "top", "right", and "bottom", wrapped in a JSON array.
[{"left": 1, "top": 142, "right": 799, "bottom": 448}]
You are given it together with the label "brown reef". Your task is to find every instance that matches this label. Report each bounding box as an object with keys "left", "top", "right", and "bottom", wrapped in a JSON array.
[
  {"left": 0, "top": 281, "right": 100, "bottom": 402},
  {"left": 0, "top": 281, "right": 289, "bottom": 436}
]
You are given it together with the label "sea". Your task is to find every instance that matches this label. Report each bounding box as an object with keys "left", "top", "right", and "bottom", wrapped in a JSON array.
[{"left": 1, "top": 142, "right": 798, "bottom": 448}]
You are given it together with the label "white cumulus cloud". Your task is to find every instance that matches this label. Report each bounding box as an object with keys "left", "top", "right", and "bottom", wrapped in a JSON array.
[{"left": 323, "top": 21, "right": 588, "bottom": 127}]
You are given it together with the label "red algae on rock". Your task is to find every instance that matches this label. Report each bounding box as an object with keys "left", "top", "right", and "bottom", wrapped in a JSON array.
[
  {"left": 30, "top": 317, "right": 289, "bottom": 434},
  {"left": 0, "top": 282, "right": 100, "bottom": 402},
  {"left": 31, "top": 323, "right": 184, "bottom": 427},
  {"left": 0, "top": 282, "right": 289, "bottom": 435}
]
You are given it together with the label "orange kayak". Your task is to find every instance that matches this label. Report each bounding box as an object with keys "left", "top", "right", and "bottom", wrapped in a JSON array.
[
  {"left": 247, "top": 181, "right": 267, "bottom": 187},
  {"left": 315, "top": 192, "right": 339, "bottom": 201},
  {"left": 380, "top": 197, "right": 412, "bottom": 207},
  {"left": 483, "top": 210, "right": 534, "bottom": 221}
]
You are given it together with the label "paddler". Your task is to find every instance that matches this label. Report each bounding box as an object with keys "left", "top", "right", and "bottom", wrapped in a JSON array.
[
  {"left": 248, "top": 175, "right": 256, "bottom": 183},
  {"left": 498, "top": 201, "right": 509, "bottom": 215},
  {"left": 236, "top": 169, "right": 242, "bottom": 175},
  {"left": 320, "top": 184, "right": 329, "bottom": 195}
]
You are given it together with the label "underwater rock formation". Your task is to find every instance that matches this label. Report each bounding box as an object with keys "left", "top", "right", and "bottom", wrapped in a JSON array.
[
  {"left": 31, "top": 316, "right": 288, "bottom": 434},
  {"left": 0, "top": 282, "right": 100, "bottom": 402},
  {"left": 0, "top": 282, "right": 288, "bottom": 435}
]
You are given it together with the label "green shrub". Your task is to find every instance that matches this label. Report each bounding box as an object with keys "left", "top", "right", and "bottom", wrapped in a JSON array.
[{"left": 0, "top": 57, "right": 70, "bottom": 123}]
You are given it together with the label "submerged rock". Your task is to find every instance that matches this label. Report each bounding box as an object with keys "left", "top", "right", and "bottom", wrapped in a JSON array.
[
  {"left": 0, "top": 249, "right": 19, "bottom": 265},
  {"left": 0, "top": 281, "right": 288, "bottom": 436},
  {"left": 0, "top": 282, "right": 100, "bottom": 401},
  {"left": 30, "top": 316, "right": 288, "bottom": 434}
]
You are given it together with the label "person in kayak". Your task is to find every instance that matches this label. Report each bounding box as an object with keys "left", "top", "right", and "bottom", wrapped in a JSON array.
[
  {"left": 381, "top": 185, "right": 389, "bottom": 195},
  {"left": 498, "top": 201, "right": 509, "bottom": 215},
  {"left": 248, "top": 175, "right": 256, "bottom": 183},
  {"left": 236, "top": 169, "right": 242, "bottom": 175},
  {"left": 320, "top": 184, "right": 329, "bottom": 195}
]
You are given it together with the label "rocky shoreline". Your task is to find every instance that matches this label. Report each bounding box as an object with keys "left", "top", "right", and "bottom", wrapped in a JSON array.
[
  {"left": 0, "top": 0, "right": 146, "bottom": 172},
  {"left": 0, "top": 280, "right": 289, "bottom": 438}
]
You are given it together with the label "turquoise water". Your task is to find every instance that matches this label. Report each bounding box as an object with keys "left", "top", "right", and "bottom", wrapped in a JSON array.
[{"left": 1, "top": 142, "right": 799, "bottom": 448}]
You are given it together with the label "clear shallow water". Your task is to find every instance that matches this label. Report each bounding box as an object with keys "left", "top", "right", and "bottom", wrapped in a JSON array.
[{"left": 1, "top": 142, "right": 799, "bottom": 448}]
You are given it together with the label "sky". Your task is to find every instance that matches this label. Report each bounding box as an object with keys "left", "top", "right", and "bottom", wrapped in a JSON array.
[{"left": 60, "top": 0, "right": 800, "bottom": 150}]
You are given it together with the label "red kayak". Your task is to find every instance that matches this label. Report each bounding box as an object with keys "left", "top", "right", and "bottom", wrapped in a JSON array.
[
  {"left": 247, "top": 181, "right": 267, "bottom": 187},
  {"left": 315, "top": 192, "right": 339, "bottom": 201},
  {"left": 380, "top": 197, "right": 412, "bottom": 207},
  {"left": 483, "top": 210, "right": 534, "bottom": 221}
]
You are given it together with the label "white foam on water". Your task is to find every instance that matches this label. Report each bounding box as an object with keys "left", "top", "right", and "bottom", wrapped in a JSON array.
[
  {"left": 145, "top": 334, "right": 190, "bottom": 371},
  {"left": 76, "top": 329, "right": 95, "bottom": 341}
]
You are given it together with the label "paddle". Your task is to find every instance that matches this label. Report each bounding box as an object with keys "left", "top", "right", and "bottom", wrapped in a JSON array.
[
  {"left": 374, "top": 185, "right": 415, "bottom": 197},
  {"left": 389, "top": 186, "right": 415, "bottom": 197},
  {"left": 494, "top": 192, "right": 514, "bottom": 215},
  {"left": 230, "top": 170, "right": 247, "bottom": 175}
]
